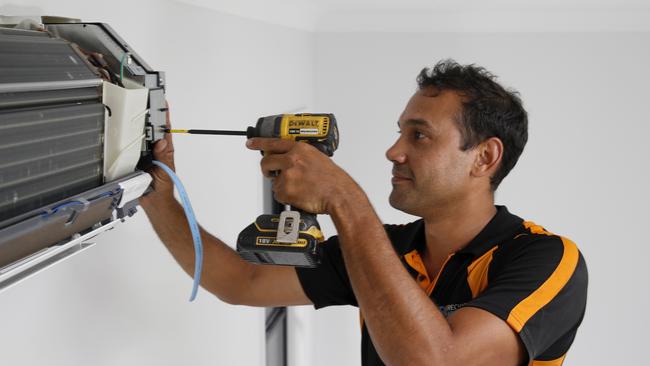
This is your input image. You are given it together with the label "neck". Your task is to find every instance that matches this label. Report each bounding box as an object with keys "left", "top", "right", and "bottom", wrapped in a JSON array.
[{"left": 422, "top": 194, "right": 496, "bottom": 257}]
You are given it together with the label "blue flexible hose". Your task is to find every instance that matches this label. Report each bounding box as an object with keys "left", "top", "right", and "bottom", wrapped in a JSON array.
[{"left": 152, "top": 160, "right": 203, "bottom": 302}]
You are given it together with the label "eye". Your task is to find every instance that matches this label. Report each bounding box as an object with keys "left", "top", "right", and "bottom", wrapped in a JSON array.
[{"left": 414, "top": 131, "right": 425, "bottom": 140}]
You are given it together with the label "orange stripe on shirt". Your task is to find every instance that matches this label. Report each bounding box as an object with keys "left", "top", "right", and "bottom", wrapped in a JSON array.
[
  {"left": 467, "top": 246, "right": 498, "bottom": 298},
  {"left": 403, "top": 249, "right": 454, "bottom": 295},
  {"left": 404, "top": 249, "right": 431, "bottom": 291},
  {"left": 507, "top": 237, "right": 579, "bottom": 332},
  {"left": 523, "top": 221, "right": 552, "bottom": 236},
  {"left": 530, "top": 354, "right": 566, "bottom": 365}
]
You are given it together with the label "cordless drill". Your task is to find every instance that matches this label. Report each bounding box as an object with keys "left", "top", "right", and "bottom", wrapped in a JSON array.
[{"left": 165, "top": 113, "right": 339, "bottom": 267}]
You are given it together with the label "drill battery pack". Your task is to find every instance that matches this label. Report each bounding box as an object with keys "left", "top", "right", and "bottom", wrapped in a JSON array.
[{"left": 237, "top": 213, "right": 324, "bottom": 267}]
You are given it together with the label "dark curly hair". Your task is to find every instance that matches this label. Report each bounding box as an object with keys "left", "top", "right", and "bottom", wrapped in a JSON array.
[{"left": 417, "top": 59, "right": 528, "bottom": 190}]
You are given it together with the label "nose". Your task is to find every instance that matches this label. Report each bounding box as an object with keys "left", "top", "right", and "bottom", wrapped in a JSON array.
[{"left": 386, "top": 135, "right": 407, "bottom": 164}]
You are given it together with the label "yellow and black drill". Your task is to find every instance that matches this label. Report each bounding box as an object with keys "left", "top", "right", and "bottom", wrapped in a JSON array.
[{"left": 166, "top": 113, "right": 339, "bottom": 267}]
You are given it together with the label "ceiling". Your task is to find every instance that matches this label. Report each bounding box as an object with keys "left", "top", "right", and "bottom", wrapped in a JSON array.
[{"left": 177, "top": 0, "right": 650, "bottom": 32}]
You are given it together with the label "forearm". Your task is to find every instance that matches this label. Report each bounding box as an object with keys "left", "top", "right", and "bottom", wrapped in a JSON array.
[
  {"left": 331, "top": 193, "right": 454, "bottom": 365},
  {"left": 141, "top": 195, "right": 257, "bottom": 304}
]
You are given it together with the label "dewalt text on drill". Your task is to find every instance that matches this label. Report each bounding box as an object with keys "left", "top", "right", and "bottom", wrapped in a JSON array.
[{"left": 165, "top": 113, "right": 339, "bottom": 267}]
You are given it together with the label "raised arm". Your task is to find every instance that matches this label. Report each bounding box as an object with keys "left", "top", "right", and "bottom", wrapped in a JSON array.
[{"left": 139, "top": 106, "right": 310, "bottom": 307}]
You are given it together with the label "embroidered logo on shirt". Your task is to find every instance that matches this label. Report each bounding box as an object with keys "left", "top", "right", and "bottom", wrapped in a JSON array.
[{"left": 439, "top": 303, "right": 466, "bottom": 317}]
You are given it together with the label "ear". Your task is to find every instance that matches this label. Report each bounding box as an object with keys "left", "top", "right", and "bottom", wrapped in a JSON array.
[{"left": 470, "top": 137, "right": 503, "bottom": 179}]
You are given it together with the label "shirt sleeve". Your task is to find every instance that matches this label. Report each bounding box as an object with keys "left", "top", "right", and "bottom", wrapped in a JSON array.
[
  {"left": 464, "top": 235, "right": 588, "bottom": 361},
  {"left": 295, "top": 235, "right": 358, "bottom": 309}
]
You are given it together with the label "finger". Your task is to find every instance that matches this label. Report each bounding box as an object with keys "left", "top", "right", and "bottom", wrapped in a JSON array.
[
  {"left": 271, "top": 176, "right": 290, "bottom": 205},
  {"left": 246, "top": 137, "right": 295, "bottom": 154},
  {"left": 260, "top": 154, "right": 293, "bottom": 177},
  {"left": 153, "top": 139, "right": 174, "bottom": 164},
  {"left": 152, "top": 100, "right": 175, "bottom": 168},
  {"left": 153, "top": 139, "right": 167, "bottom": 153},
  {"left": 144, "top": 101, "right": 177, "bottom": 196},
  {"left": 164, "top": 100, "right": 175, "bottom": 150},
  {"left": 149, "top": 140, "right": 173, "bottom": 177}
]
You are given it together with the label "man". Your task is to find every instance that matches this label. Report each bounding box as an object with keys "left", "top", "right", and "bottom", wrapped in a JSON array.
[{"left": 141, "top": 60, "right": 588, "bottom": 366}]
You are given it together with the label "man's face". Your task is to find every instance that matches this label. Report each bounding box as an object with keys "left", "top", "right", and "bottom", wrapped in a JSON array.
[{"left": 386, "top": 88, "right": 478, "bottom": 217}]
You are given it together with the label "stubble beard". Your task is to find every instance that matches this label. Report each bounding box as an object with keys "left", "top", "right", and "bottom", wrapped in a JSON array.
[{"left": 389, "top": 185, "right": 420, "bottom": 216}]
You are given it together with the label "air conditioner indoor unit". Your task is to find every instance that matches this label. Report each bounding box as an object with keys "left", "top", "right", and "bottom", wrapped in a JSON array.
[{"left": 0, "top": 16, "right": 166, "bottom": 291}]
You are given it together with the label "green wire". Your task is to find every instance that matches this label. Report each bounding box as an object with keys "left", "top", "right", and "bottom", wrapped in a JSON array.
[{"left": 119, "top": 52, "right": 129, "bottom": 83}]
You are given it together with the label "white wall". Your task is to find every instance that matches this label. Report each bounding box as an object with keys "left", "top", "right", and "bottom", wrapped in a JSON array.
[
  {"left": 0, "top": 1, "right": 314, "bottom": 365},
  {"left": 305, "top": 31, "right": 650, "bottom": 365},
  {"left": 1, "top": 1, "right": 647, "bottom": 365}
]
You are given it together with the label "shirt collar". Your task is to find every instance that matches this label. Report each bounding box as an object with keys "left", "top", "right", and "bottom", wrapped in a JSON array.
[
  {"left": 456, "top": 205, "right": 523, "bottom": 257},
  {"left": 393, "top": 205, "right": 523, "bottom": 258}
]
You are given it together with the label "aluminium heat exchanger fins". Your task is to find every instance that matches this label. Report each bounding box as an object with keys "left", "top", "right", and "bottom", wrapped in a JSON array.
[
  {"left": 0, "top": 103, "right": 104, "bottom": 222},
  {"left": 0, "top": 87, "right": 101, "bottom": 109},
  {"left": 0, "top": 27, "right": 105, "bottom": 222},
  {"left": 0, "top": 27, "right": 101, "bottom": 92}
]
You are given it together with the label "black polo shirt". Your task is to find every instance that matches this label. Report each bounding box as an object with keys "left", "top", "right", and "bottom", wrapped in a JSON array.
[{"left": 295, "top": 206, "right": 588, "bottom": 366}]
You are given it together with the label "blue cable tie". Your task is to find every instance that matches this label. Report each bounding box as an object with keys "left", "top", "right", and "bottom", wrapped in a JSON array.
[
  {"left": 41, "top": 200, "right": 85, "bottom": 217},
  {"left": 93, "top": 190, "right": 117, "bottom": 200},
  {"left": 152, "top": 160, "right": 203, "bottom": 302},
  {"left": 39, "top": 189, "right": 117, "bottom": 218}
]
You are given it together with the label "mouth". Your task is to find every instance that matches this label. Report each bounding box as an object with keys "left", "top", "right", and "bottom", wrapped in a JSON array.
[{"left": 391, "top": 168, "right": 413, "bottom": 184}]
